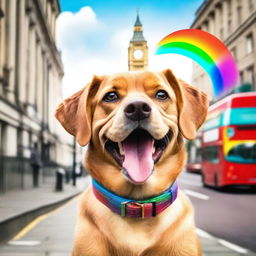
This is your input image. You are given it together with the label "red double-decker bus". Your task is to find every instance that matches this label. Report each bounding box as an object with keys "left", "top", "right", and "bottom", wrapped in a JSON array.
[{"left": 201, "top": 92, "right": 256, "bottom": 188}]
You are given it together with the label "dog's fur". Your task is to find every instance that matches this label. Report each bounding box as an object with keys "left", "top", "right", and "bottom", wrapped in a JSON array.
[{"left": 55, "top": 69, "right": 209, "bottom": 256}]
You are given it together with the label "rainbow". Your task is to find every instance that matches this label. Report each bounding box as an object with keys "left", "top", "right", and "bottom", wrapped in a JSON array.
[{"left": 155, "top": 29, "right": 239, "bottom": 97}]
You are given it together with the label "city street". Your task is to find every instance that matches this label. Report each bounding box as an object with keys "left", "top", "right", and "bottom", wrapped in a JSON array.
[
  {"left": 179, "top": 171, "right": 256, "bottom": 252},
  {"left": 0, "top": 172, "right": 255, "bottom": 255}
]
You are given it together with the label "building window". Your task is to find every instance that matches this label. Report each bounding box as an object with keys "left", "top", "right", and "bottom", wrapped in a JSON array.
[
  {"left": 227, "top": 0, "right": 231, "bottom": 15},
  {"left": 220, "top": 28, "right": 224, "bottom": 40},
  {"left": 246, "top": 34, "right": 254, "bottom": 54},
  {"left": 0, "top": 121, "right": 7, "bottom": 155},
  {"left": 0, "top": 7, "right": 4, "bottom": 19},
  {"left": 2, "top": 65, "right": 10, "bottom": 95},
  {"left": 219, "top": 5, "right": 223, "bottom": 24},
  {"left": 239, "top": 71, "right": 244, "bottom": 84},
  {"left": 249, "top": 0, "right": 254, "bottom": 10},
  {"left": 230, "top": 47, "right": 237, "bottom": 60},
  {"left": 247, "top": 66, "right": 254, "bottom": 88},
  {"left": 4, "top": 0, "right": 10, "bottom": 70},
  {"left": 203, "top": 20, "right": 209, "bottom": 32},
  {"left": 228, "top": 20, "right": 232, "bottom": 33},
  {"left": 237, "top": 6, "right": 242, "bottom": 25},
  {"left": 206, "top": 21, "right": 209, "bottom": 32}
]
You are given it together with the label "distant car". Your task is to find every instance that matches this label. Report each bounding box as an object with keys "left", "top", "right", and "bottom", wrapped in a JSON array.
[{"left": 186, "top": 162, "right": 202, "bottom": 173}]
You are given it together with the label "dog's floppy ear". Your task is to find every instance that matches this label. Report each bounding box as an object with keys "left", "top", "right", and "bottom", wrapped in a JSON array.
[
  {"left": 55, "top": 76, "right": 104, "bottom": 146},
  {"left": 163, "top": 69, "right": 209, "bottom": 140}
]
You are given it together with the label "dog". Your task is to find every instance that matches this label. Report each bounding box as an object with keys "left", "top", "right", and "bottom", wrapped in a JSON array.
[{"left": 55, "top": 69, "right": 209, "bottom": 256}]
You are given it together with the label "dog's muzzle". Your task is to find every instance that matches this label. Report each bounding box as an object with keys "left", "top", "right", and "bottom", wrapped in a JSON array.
[{"left": 104, "top": 99, "right": 171, "bottom": 184}]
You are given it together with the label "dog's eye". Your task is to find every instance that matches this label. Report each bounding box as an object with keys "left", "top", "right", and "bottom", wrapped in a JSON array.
[
  {"left": 103, "top": 91, "right": 119, "bottom": 102},
  {"left": 155, "top": 90, "right": 169, "bottom": 101}
]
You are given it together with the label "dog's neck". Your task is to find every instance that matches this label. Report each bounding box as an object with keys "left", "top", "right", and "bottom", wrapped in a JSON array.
[{"left": 92, "top": 179, "right": 178, "bottom": 218}]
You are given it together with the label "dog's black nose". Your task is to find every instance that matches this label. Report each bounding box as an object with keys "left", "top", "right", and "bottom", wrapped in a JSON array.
[{"left": 124, "top": 101, "right": 151, "bottom": 121}]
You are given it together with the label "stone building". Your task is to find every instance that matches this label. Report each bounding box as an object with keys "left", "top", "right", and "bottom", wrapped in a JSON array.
[
  {"left": 128, "top": 13, "right": 148, "bottom": 71},
  {"left": 0, "top": 0, "right": 74, "bottom": 193},
  {"left": 191, "top": 0, "right": 256, "bottom": 99}
]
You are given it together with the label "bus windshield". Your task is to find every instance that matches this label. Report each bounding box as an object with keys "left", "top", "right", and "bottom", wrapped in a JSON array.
[{"left": 226, "top": 142, "right": 256, "bottom": 164}]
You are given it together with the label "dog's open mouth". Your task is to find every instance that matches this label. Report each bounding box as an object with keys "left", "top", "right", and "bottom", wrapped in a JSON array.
[{"left": 105, "top": 129, "right": 170, "bottom": 183}]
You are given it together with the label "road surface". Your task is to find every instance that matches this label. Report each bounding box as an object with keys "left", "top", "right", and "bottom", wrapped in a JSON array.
[{"left": 179, "top": 171, "right": 256, "bottom": 252}]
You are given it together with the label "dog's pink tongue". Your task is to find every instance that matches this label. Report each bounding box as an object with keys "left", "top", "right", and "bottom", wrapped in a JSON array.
[{"left": 122, "top": 132, "right": 154, "bottom": 183}]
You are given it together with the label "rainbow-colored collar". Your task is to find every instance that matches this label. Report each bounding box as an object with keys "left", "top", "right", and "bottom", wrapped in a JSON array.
[{"left": 92, "top": 179, "right": 178, "bottom": 218}]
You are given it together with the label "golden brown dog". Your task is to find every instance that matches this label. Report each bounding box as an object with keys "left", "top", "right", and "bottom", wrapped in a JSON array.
[{"left": 55, "top": 69, "right": 209, "bottom": 256}]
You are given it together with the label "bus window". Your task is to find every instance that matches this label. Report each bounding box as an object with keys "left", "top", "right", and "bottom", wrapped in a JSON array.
[
  {"left": 226, "top": 143, "right": 256, "bottom": 164},
  {"left": 202, "top": 146, "right": 219, "bottom": 163},
  {"left": 196, "top": 148, "right": 202, "bottom": 162}
]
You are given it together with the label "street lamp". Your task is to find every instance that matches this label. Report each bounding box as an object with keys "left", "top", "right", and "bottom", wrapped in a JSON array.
[{"left": 72, "top": 137, "right": 76, "bottom": 186}]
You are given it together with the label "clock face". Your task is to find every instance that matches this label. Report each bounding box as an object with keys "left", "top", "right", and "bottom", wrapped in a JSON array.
[{"left": 133, "top": 49, "right": 143, "bottom": 59}]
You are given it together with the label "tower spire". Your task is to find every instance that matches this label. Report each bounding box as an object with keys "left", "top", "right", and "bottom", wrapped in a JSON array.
[
  {"left": 134, "top": 10, "right": 142, "bottom": 27},
  {"left": 131, "top": 12, "right": 145, "bottom": 41}
]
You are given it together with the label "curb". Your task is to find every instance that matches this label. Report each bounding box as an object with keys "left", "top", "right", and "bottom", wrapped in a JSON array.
[{"left": 0, "top": 192, "right": 81, "bottom": 244}]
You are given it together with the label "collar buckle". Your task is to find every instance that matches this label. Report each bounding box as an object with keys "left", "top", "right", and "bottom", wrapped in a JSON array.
[{"left": 121, "top": 201, "right": 156, "bottom": 218}]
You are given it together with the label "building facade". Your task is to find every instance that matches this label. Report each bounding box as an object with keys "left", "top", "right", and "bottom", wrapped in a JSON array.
[
  {"left": 128, "top": 14, "right": 148, "bottom": 71},
  {"left": 191, "top": 0, "right": 256, "bottom": 99},
  {"left": 0, "top": 0, "right": 74, "bottom": 193}
]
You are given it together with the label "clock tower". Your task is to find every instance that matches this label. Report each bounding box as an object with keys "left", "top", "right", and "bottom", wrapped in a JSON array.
[{"left": 128, "top": 13, "right": 148, "bottom": 71}]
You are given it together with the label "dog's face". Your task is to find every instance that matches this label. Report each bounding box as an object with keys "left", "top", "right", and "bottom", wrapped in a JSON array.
[{"left": 56, "top": 70, "right": 208, "bottom": 198}]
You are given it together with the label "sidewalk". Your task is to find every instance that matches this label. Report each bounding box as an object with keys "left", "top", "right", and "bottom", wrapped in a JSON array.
[{"left": 0, "top": 176, "right": 90, "bottom": 243}]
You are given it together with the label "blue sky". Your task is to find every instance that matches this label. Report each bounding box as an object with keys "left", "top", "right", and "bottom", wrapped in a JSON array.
[
  {"left": 57, "top": 0, "right": 205, "bottom": 97},
  {"left": 59, "top": 0, "right": 203, "bottom": 38},
  {"left": 60, "top": 0, "right": 203, "bottom": 17}
]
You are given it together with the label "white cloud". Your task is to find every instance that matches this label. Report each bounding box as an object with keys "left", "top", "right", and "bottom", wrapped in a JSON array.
[
  {"left": 56, "top": 6, "right": 97, "bottom": 54},
  {"left": 111, "top": 27, "right": 131, "bottom": 64},
  {"left": 57, "top": 7, "right": 102, "bottom": 97}
]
